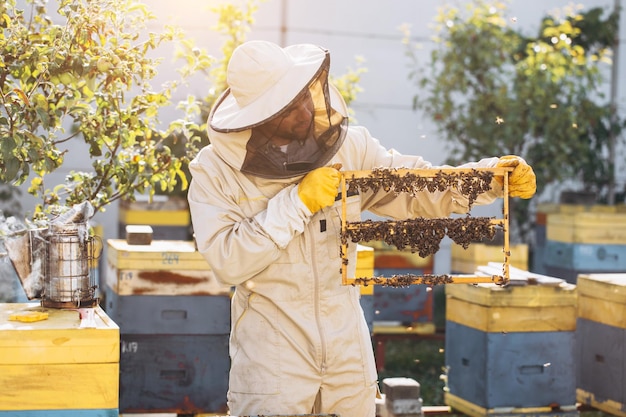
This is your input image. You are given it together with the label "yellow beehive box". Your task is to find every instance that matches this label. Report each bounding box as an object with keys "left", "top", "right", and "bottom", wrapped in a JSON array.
[
  {"left": 577, "top": 273, "right": 626, "bottom": 329},
  {"left": 536, "top": 203, "right": 590, "bottom": 226},
  {"left": 106, "top": 239, "right": 230, "bottom": 296},
  {"left": 451, "top": 243, "right": 528, "bottom": 273},
  {"left": 119, "top": 196, "right": 190, "bottom": 226},
  {"left": 547, "top": 212, "right": 626, "bottom": 244},
  {"left": 107, "top": 239, "right": 207, "bottom": 270},
  {"left": 536, "top": 203, "right": 621, "bottom": 226},
  {"left": 0, "top": 302, "right": 119, "bottom": 411},
  {"left": 356, "top": 244, "right": 374, "bottom": 295},
  {"left": 446, "top": 281, "right": 577, "bottom": 332},
  {"left": 362, "top": 240, "right": 433, "bottom": 271}
]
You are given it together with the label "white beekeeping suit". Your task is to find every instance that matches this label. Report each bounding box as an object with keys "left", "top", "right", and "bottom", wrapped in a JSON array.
[{"left": 188, "top": 40, "right": 534, "bottom": 417}]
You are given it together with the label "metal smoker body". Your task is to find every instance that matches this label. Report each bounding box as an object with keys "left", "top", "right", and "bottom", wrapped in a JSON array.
[{"left": 43, "top": 221, "right": 99, "bottom": 308}]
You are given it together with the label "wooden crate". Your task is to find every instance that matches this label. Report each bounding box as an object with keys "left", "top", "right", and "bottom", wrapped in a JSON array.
[
  {"left": 0, "top": 303, "right": 119, "bottom": 413},
  {"left": 445, "top": 282, "right": 577, "bottom": 413},
  {"left": 106, "top": 239, "right": 230, "bottom": 296},
  {"left": 576, "top": 273, "right": 626, "bottom": 416}
]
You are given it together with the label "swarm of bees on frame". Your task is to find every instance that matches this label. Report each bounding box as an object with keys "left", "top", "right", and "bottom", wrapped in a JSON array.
[
  {"left": 341, "top": 167, "right": 503, "bottom": 287},
  {"left": 346, "top": 167, "right": 494, "bottom": 207},
  {"left": 353, "top": 274, "right": 456, "bottom": 287}
]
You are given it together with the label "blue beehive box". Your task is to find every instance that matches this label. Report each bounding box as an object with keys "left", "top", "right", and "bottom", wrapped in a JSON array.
[
  {"left": 105, "top": 287, "right": 230, "bottom": 335},
  {"left": 445, "top": 280, "right": 578, "bottom": 417},
  {"left": 544, "top": 240, "right": 626, "bottom": 284},
  {"left": 119, "top": 333, "right": 229, "bottom": 414},
  {"left": 372, "top": 268, "right": 432, "bottom": 325},
  {"left": 543, "top": 241, "right": 626, "bottom": 271},
  {"left": 576, "top": 274, "right": 626, "bottom": 416}
]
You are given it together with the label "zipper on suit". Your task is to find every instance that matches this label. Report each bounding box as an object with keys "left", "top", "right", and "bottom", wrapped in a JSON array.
[{"left": 310, "top": 215, "right": 327, "bottom": 375}]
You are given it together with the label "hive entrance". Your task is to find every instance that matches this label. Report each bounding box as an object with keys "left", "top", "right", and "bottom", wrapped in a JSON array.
[{"left": 339, "top": 167, "right": 513, "bottom": 287}]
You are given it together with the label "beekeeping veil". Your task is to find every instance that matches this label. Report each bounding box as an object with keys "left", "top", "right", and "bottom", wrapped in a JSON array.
[{"left": 209, "top": 40, "right": 348, "bottom": 179}]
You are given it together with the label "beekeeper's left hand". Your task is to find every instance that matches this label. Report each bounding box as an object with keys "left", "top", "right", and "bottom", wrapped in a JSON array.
[{"left": 495, "top": 155, "right": 536, "bottom": 199}]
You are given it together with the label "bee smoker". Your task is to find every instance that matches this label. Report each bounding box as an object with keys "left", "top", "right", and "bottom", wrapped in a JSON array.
[
  {"left": 43, "top": 221, "right": 99, "bottom": 308},
  {"left": 5, "top": 202, "right": 100, "bottom": 309}
]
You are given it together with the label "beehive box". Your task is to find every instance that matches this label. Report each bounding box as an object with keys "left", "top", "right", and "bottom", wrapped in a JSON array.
[
  {"left": 359, "top": 241, "right": 435, "bottom": 330},
  {"left": 543, "top": 240, "right": 626, "bottom": 284},
  {"left": 536, "top": 204, "right": 625, "bottom": 250},
  {"left": 547, "top": 212, "right": 626, "bottom": 244},
  {"left": 534, "top": 204, "right": 590, "bottom": 274},
  {"left": 105, "top": 287, "right": 230, "bottom": 335},
  {"left": 106, "top": 239, "right": 230, "bottom": 296},
  {"left": 444, "top": 281, "right": 578, "bottom": 416},
  {"left": 361, "top": 240, "right": 434, "bottom": 271},
  {"left": 371, "top": 275, "right": 434, "bottom": 326},
  {"left": 535, "top": 203, "right": 620, "bottom": 224},
  {"left": 118, "top": 196, "right": 192, "bottom": 241},
  {"left": 0, "top": 303, "right": 119, "bottom": 416},
  {"left": 119, "top": 333, "right": 229, "bottom": 414},
  {"left": 356, "top": 245, "right": 375, "bottom": 333},
  {"left": 576, "top": 273, "right": 626, "bottom": 416},
  {"left": 451, "top": 243, "right": 529, "bottom": 274}
]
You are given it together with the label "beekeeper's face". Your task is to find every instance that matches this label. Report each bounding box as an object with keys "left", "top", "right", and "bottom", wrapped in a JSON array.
[
  {"left": 258, "top": 90, "right": 314, "bottom": 145},
  {"left": 240, "top": 63, "right": 347, "bottom": 179}
]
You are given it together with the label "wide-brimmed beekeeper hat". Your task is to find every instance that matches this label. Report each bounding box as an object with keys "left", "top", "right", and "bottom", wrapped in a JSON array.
[{"left": 209, "top": 40, "right": 345, "bottom": 132}]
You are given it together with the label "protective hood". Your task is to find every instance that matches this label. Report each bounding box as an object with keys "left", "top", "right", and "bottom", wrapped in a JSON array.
[{"left": 207, "top": 41, "right": 348, "bottom": 179}]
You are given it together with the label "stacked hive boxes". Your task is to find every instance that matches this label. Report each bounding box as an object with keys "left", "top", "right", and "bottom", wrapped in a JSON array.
[
  {"left": 364, "top": 240, "right": 435, "bottom": 331},
  {"left": 104, "top": 239, "right": 231, "bottom": 415},
  {"left": 544, "top": 211, "right": 626, "bottom": 283},
  {"left": 576, "top": 273, "right": 626, "bottom": 416},
  {"left": 532, "top": 203, "right": 588, "bottom": 274},
  {"left": 362, "top": 241, "right": 436, "bottom": 373},
  {"left": 444, "top": 280, "right": 578, "bottom": 417},
  {"left": 0, "top": 303, "right": 119, "bottom": 417}
]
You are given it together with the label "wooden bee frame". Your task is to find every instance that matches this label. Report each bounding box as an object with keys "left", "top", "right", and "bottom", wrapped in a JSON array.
[{"left": 339, "top": 167, "right": 513, "bottom": 286}]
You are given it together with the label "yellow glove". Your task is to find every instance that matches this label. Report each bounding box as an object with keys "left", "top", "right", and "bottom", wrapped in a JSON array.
[
  {"left": 298, "top": 166, "right": 341, "bottom": 213},
  {"left": 495, "top": 155, "right": 536, "bottom": 199}
]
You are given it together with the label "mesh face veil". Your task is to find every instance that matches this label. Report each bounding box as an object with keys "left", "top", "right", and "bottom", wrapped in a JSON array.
[{"left": 240, "top": 56, "right": 348, "bottom": 179}]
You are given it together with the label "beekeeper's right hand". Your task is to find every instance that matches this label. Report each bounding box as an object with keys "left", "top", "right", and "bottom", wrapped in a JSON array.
[{"left": 298, "top": 166, "right": 341, "bottom": 213}]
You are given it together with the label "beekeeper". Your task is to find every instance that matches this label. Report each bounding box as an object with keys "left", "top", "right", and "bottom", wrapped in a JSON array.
[{"left": 187, "top": 40, "right": 536, "bottom": 417}]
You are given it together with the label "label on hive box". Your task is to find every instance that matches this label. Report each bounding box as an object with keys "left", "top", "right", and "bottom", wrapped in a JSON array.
[
  {"left": 107, "top": 239, "right": 209, "bottom": 270},
  {"left": 105, "top": 262, "right": 230, "bottom": 296}
]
